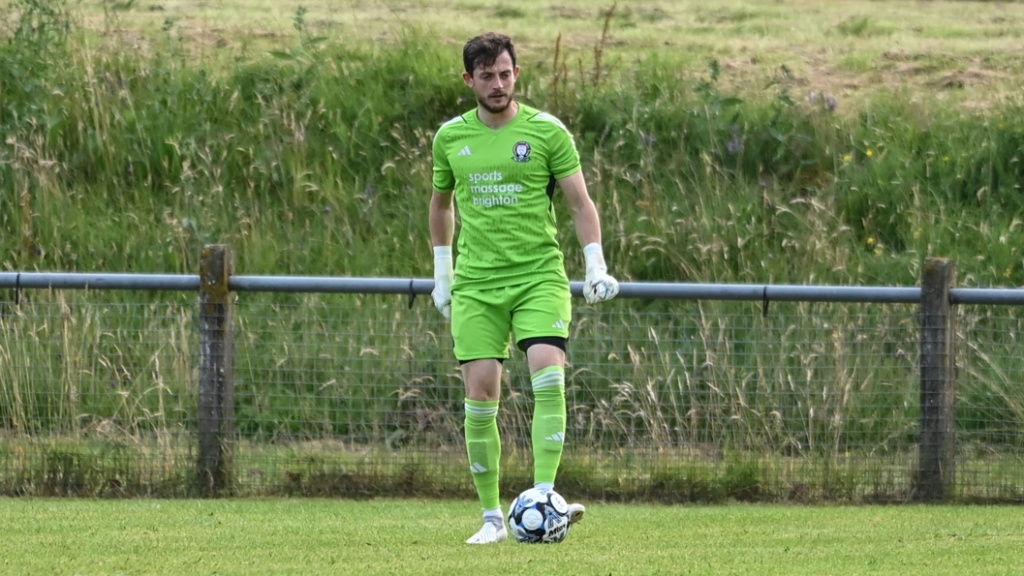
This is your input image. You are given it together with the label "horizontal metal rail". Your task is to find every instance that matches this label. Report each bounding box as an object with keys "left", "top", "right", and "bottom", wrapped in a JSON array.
[
  {"left": 3, "top": 272, "right": 1024, "bottom": 305},
  {"left": 0, "top": 272, "right": 200, "bottom": 291}
]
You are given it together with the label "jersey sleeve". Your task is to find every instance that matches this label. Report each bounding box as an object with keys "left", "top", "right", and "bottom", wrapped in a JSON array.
[
  {"left": 431, "top": 124, "right": 455, "bottom": 193},
  {"left": 545, "top": 116, "right": 581, "bottom": 180}
]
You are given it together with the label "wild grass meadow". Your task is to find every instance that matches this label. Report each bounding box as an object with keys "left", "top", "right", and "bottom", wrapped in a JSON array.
[
  {"left": 3, "top": 0, "right": 1024, "bottom": 283},
  {"left": 2, "top": 0, "right": 1024, "bottom": 501}
]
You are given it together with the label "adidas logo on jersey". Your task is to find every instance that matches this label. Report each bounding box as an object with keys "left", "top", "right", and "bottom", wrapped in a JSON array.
[
  {"left": 458, "top": 146, "right": 472, "bottom": 156},
  {"left": 551, "top": 319, "right": 566, "bottom": 330}
]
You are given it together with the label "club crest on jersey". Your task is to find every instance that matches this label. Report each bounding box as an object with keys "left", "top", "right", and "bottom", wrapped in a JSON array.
[{"left": 512, "top": 141, "right": 532, "bottom": 163}]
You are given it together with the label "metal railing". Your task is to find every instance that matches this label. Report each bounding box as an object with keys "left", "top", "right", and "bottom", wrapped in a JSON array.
[{"left": 2, "top": 250, "right": 1024, "bottom": 498}]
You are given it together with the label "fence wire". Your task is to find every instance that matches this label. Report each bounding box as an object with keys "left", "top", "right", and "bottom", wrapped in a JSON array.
[{"left": 1, "top": 289, "right": 1023, "bottom": 502}]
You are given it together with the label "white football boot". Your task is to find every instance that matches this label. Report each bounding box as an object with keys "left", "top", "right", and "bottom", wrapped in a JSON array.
[
  {"left": 567, "top": 502, "right": 586, "bottom": 526},
  {"left": 465, "top": 521, "right": 508, "bottom": 544}
]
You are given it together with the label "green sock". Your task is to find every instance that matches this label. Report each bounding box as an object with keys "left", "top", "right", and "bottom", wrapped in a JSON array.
[
  {"left": 464, "top": 398, "right": 501, "bottom": 512},
  {"left": 531, "top": 366, "right": 566, "bottom": 486}
]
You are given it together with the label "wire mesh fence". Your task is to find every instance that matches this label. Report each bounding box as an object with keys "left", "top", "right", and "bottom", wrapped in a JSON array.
[{"left": 1, "top": 278, "right": 1023, "bottom": 502}]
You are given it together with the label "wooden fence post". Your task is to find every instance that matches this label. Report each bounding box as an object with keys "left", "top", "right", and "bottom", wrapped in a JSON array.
[
  {"left": 915, "top": 258, "right": 956, "bottom": 502},
  {"left": 197, "top": 244, "right": 235, "bottom": 496}
]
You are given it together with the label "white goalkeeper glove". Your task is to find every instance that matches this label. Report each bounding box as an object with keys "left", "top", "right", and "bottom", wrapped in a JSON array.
[
  {"left": 582, "top": 243, "right": 619, "bottom": 304},
  {"left": 432, "top": 246, "right": 454, "bottom": 319}
]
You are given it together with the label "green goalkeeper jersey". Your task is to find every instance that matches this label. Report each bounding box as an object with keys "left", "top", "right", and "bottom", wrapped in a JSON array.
[{"left": 432, "top": 103, "right": 582, "bottom": 289}]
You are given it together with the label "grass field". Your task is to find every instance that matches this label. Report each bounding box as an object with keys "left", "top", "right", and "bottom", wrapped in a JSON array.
[
  {"left": 82, "top": 0, "right": 1024, "bottom": 106},
  {"left": 3, "top": 498, "right": 1023, "bottom": 575},
  {"left": 4, "top": 3, "right": 1024, "bottom": 569}
]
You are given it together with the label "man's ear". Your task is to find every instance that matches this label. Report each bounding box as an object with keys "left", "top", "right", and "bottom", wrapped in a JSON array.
[{"left": 463, "top": 71, "right": 473, "bottom": 87}]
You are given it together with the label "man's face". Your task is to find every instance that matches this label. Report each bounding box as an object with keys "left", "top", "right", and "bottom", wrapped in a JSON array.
[{"left": 464, "top": 51, "right": 519, "bottom": 114}]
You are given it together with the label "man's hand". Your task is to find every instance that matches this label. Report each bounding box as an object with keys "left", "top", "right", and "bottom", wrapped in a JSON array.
[
  {"left": 432, "top": 246, "right": 454, "bottom": 319},
  {"left": 582, "top": 243, "right": 619, "bottom": 304},
  {"left": 584, "top": 270, "right": 619, "bottom": 304}
]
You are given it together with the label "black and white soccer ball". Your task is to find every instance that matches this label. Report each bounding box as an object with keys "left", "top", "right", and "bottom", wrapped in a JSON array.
[{"left": 507, "top": 487, "right": 571, "bottom": 544}]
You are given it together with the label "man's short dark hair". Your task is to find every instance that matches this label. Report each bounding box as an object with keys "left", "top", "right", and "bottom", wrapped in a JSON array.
[{"left": 463, "top": 32, "right": 517, "bottom": 76}]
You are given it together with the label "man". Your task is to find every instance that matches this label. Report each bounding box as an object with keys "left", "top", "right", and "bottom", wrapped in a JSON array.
[{"left": 429, "top": 32, "right": 620, "bottom": 545}]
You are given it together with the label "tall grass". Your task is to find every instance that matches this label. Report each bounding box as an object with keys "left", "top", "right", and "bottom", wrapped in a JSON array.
[
  {"left": 2, "top": 1, "right": 1024, "bottom": 501},
  {"left": 3, "top": 1, "right": 1024, "bottom": 283},
  {"left": 7, "top": 292, "right": 1022, "bottom": 501}
]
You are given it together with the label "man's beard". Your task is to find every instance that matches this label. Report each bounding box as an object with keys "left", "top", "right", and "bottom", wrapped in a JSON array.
[{"left": 477, "top": 91, "right": 513, "bottom": 114}]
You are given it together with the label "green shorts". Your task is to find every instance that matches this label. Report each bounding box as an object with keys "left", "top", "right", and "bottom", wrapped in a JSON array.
[{"left": 451, "top": 277, "right": 572, "bottom": 362}]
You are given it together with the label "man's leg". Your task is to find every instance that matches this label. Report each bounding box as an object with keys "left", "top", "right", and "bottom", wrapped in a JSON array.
[
  {"left": 452, "top": 286, "right": 513, "bottom": 544},
  {"left": 461, "top": 359, "right": 506, "bottom": 544},
  {"left": 525, "top": 345, "right": 586, "bottom": 525},
  {"left": 528, "top": 363, "right": 566, "bottom": 489}
]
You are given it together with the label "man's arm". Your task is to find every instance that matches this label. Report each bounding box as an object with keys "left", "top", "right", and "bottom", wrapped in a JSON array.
[
  {"left": 558, "top": 171, "right": 619, "bottom": 304},
  {"left": 429, "top": 190, "right": 456, "bottom": 318},
  {"left": 429, "top": 190, "right": 455, "bottom": 247},
  {"left": 558, "top": 171, "right": 602, "bottom": 247}
]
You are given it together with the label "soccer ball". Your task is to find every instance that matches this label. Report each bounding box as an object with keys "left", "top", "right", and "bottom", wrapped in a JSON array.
[{"left": 507, "top": 487, "right": 571, "bottom": 544}]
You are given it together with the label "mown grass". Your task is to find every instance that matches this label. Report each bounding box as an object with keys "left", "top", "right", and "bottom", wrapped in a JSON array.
[
  {"left": 2, "top": 0, "right": 1024, "bottom": 501},
  {"left": 3, "top": 498, "right": 1024, "bottom": 576}
]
